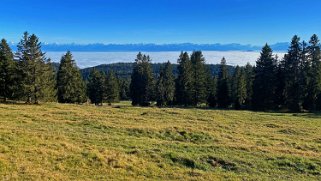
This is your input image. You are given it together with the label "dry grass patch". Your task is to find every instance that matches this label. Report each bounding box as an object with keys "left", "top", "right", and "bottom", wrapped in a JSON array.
[{"left": 0, "top": 102, "right": 321, "bottom": 180}]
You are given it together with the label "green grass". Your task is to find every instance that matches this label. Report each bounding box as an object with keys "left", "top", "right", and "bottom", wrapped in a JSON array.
[{"left": 0, "top": 102, "right": 321, "bottom": 180}]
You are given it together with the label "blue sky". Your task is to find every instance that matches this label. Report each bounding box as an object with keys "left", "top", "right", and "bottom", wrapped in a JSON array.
[{"left": 1, "top": 0, "right": 321, "bottom": 45}]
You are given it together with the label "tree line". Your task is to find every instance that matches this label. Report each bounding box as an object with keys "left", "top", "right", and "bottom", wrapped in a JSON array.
[
  {"left": 0, "top": 32, "right": 120, "bottom": 105},
  {"left": 129, "top": 35, "right": 321, "bottom": 112},
  {"left": 1, "top": 32, "right": 321, "bottom": 112}
]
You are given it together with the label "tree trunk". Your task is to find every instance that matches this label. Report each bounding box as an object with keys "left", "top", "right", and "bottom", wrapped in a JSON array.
[{"left": 34, "top": 87, "right": 38, "bottom": 104}]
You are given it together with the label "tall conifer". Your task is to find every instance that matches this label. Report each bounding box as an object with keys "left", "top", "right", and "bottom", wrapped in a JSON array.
[
  {"left": 232, "top": 66, "right": 247, "bottom": 109},
  {"left": 0, "top": 39, "right": 16, "bottom": 102},
  {"left": 217, "top": 57, "right": 231, "bottom": 108},
  {"left": 190, "top": 51, "right": 208, "bottom": 106},
  {"left": 156, "top": 61, "right": 175, "bottom": 107},
  {"left": 252, "top": 44, "right": 277, "bottom": 110},
  {"left": 16, "top": 32, "right": 56, "bottom": 104},
  {"left": 57, "top": 51, "right": 86, "bottom": 103},
  {"left": 105, "top": 71, "right": 120, "bottom": 105},
  {"left": 130, "top": 52, "right": 154, "bottom": 106},
  {"left": 284, "top": 36, "right": 303, "bottom": 112},
  {"left": 87, "top": 69, "right": 105, "bottom": 105},
  {"left": 175, "top": 52, "right": 193, "bottom": 106},
  {"left": 304, "top": 35, "right": 321, "bottom": 110},
  {"left": 244, "top": 63, "right": 254, "bottom": 108}
]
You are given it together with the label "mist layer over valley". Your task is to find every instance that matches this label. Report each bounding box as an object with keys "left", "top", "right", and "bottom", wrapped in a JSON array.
[{"left": 46, "top": 51, "right": 286, "bottom": 68}]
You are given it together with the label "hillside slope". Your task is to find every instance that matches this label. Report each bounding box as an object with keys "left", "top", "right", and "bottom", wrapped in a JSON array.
[{"left": 0, "top": 103, "right": 320, "bottom": 180}]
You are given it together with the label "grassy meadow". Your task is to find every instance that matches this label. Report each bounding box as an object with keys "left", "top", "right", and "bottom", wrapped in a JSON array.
[{"left": 0, "top": 102, "right": 321, "bottom": 180}]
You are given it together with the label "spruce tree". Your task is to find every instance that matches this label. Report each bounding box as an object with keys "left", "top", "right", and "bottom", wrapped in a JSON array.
[
  {"left": 244, "top": 63, "right": 254, "bottom": 109},
  {"left": 16, "top": 32, "right": 56, "bottom": 104},
  {"left": 275, "top": 56, "right": 286, "bottom": 108},
  {"left": 87, "top": 69, "right": 105, "bottom": 105},
  {"left": 156, "top": 61, "right": 175, "bottom": 107},
  {"left": 175, "top": 52, "right": 193, "bottom": 106},
  {"left": 190, "top": 51, "right": 208, "bottom": 106},
  {"left": 119, "top": 78, "right": 130, "bottom": 100},
  {"left": 41, "top": 58, "right": 57, "bottom": 102},
  {"left": 284, "top": 36, "right": 303, "bottom": 112},
  {"left": 0, "top": 39, "right": 16, "bottom": 102},
  {"left": 105, "top": 71, "right": 120, "bottom": 105},
  {"left": 207, "top": 76, "right": 218, "bottom": 108},
  {"left": 304, "top": 34, "right": 321, "bottom": 110},
  {"left": 217, "top": 57, "right": 231, "bottom": 108},
  {"left": 252, "top": 44, "right": 277, "bottom": 110},
  {"left": 301, "top": 41, "right": 312, "bottom": 110},
  {"left": 57, "top": 51, "right": 86, "bottom": 104},
  {"left": 130, "top": 52, "right": 154, "bottom": 106},
  {"left": 232, "top": 66, "right": 247, "bottom": 109}
]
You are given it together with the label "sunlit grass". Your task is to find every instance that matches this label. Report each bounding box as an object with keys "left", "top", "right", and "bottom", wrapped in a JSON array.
[{"left": 0, "top": 102, "right": 320, "bottom": 180}]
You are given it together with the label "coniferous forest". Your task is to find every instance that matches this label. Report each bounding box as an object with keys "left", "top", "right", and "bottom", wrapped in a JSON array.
[{"left": 1, "top": 32, "right": 321, "bottom": 112}]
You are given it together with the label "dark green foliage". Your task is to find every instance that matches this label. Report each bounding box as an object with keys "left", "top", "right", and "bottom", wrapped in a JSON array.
[
  {"left": 3, "top": 32, "right": 321, "bottom": 113},
  {"left": 303, "top": 35, "right": 321, "bottom": 110},
  {"left": 81, "top": 63, "right": 136, "bottom": 80},
  {"left": 0, "top": 39, "right": 17, "bottom": 102},
  {"left": 301, "top": 41, "right": 311, "bottom": 110},
  {"left": 217, "top": 57, "right": 231, "bottom": 108},
  {"left": 284, "top": 36, "right": 303, "bottom": 112},
  {"left": 175, "top": 52, "right": 193, "bottom": 106},
  {"left": 244, "top": 63, "right": 254, "bottom": 108},
  {"left": 274, "top": 59, "right": 286, "bottom": 108},
  {"left": 57, "top": 51, "right": 86, "bottom": 104},
  {"left": 119, "top": 78, "right": 130, "bottom": 100},
  {"left": 190, "top": 51, "right": 209, "bottom": 106},
  {"left": 81, "top": 62, "right": 234, "bottom": 81},
  {"left": 40, "top": 58, "right": 57, "bottom": 102},
  {"left": 87, "top": 69, "right": 105, "bottom": 105},
  {"left": 156, "top": 61, "right": 175, "bottom": 107},
  {"left": 232, "top": 66, "right": 247, "bottom": 109},
  {"left": 105, "top": 71, "right": 120, "bottom": 104},
  {"left": 87, "top": 69, "right": 120, "bottom": 105},
  {"left": 130, "top": 52, "right": 154, "bottom": 106},
  {"left": 16, "top": 32, "right": 56, "bottom": 104},
  {"left": 253, "top": 44, "right": 277, "bottom": 110},
  {"left": 207, "top": 76, "right": 218, "bottom": 108}
]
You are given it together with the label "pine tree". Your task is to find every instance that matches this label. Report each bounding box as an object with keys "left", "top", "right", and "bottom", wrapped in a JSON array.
[
  {"left": 284, "top": 36, "right": 303, "bottom": 112},
  {"left": 175, "top": 52, "right": 193, "bottom": 106},
  {"left": 105, "top": 71, "right": 120, "bottom": 105},
  {"left": 16, "top": 32, "right": 56, "bottom": 104},
  {"left": 156, "top": 61, "right": 175, "bottom": 107},
  {"left": 130, "top": 52, "right": 154, "bottom": 106},
  {"left": 0, "top": 39, "right": 16, "bottom": 102},
  {"left": 232, "top": 66, "right": 247, "bottom": 109},
  {"left": 57, "top": 51, "right": 86, "bottom": 104},
  {"left": 217, "top": 57, "right": 231, "bottom": 108},
  {"left": 252, "top": 44, "right": 277, "bottom": 110},
  {"left": 190, "top": 51, "right": 208, "bottom": 106},
  {"left": 87, "top": 69, "right": 105, "bottom": 105}
]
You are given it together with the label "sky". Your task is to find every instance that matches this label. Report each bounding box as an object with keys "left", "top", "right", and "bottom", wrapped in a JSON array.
[{"left": 1, "top": 0, "right": 321, "bottom": 45}]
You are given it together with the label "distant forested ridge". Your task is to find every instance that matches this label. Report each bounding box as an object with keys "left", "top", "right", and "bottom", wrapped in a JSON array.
[
  {"left": 80, "top": 63, "right": 235, "bottom": 80},
  {"left": 1, "top": 32, "right": 321, "bottom": 112}
]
